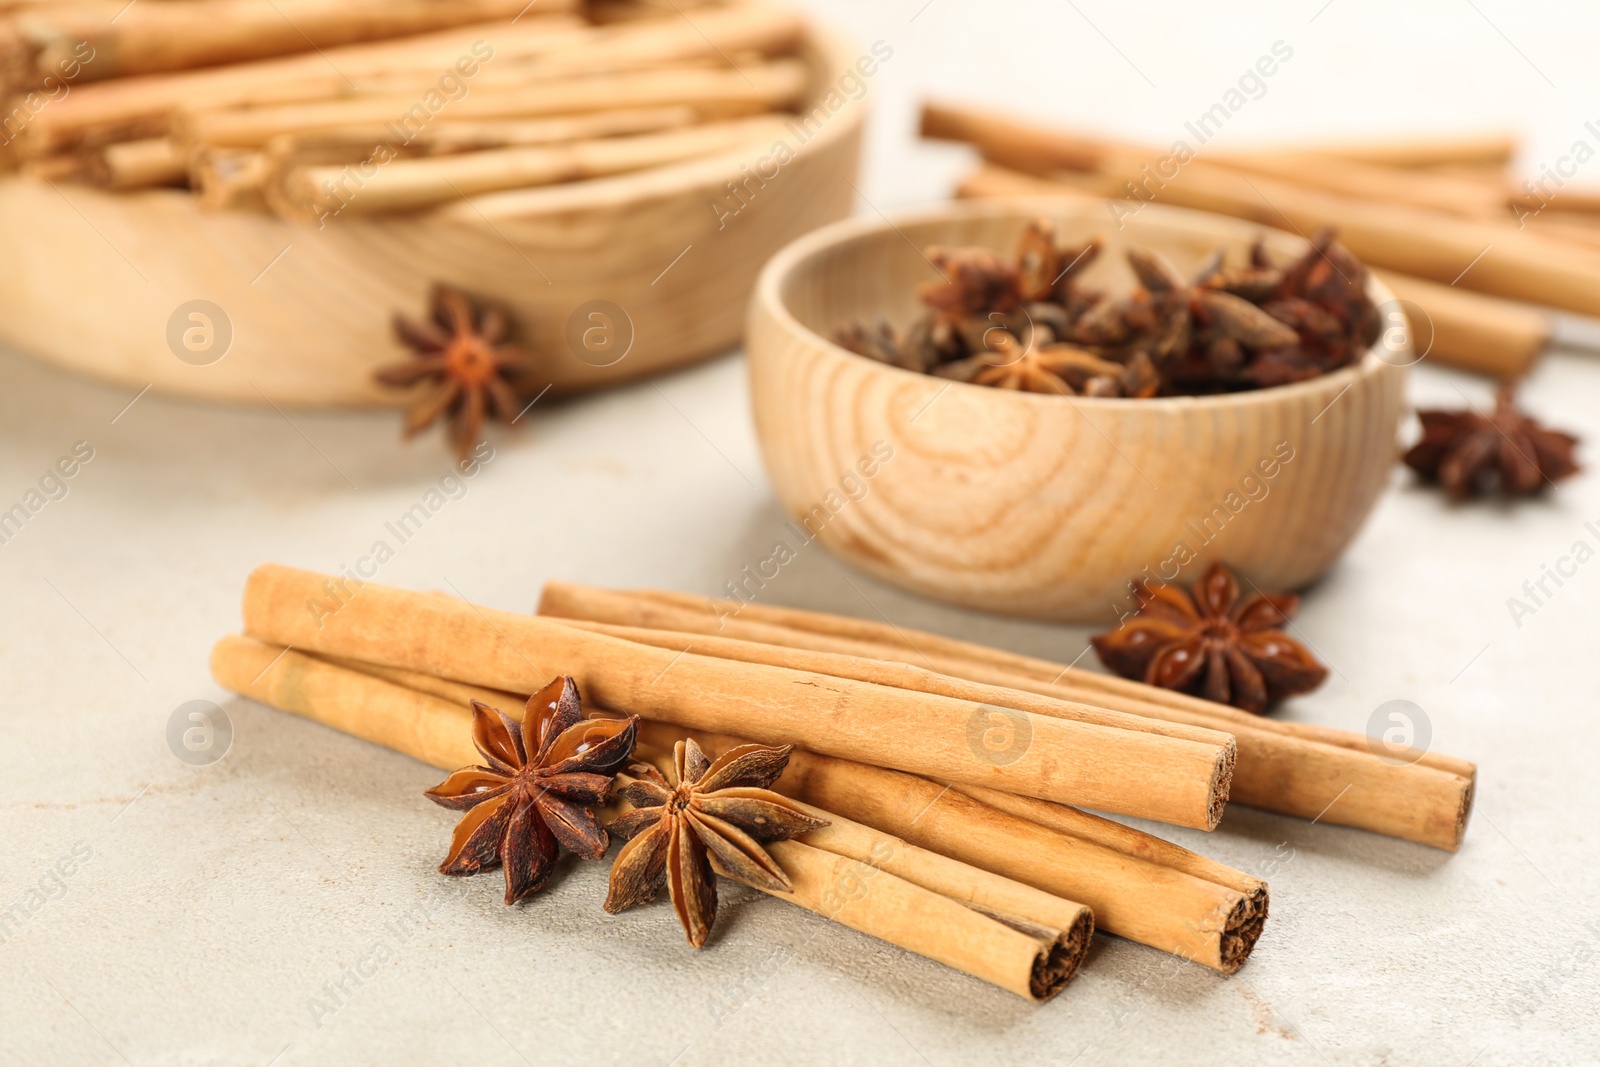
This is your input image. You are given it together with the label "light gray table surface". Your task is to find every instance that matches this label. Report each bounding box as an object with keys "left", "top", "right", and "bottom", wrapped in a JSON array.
[{"left": 4, "top": 2, "right": 1599, "bottom": 1064}]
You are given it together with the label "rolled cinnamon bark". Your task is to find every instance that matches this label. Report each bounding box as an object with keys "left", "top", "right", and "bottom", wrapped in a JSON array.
[
  {"left": 540, "top": 612, "right": 1228, "bottom": 746},
  {"left": 315, "top": 652, "right": 521, "bottom": 710},
  {"left": 175, "top": 61, "right": 809, "bottom": 150},
  {"left": 630, "top": 740, "right": 1093, "bottom": 1000},
  {"left": 920, "top": 99, "right": 1516, "bottom": 174},
  {"left": 15, "top": 4, "right": 802, "bottom": 155},
  {"left": 11, "top": 15, "right": 593, "bottom": 154},
  {"left": 792, "top": 805, "right": 1095, "bottom": 967},
  {"left": 82, "top": 137, "right": 186, "bottom": 189},
  {"left": 210, "top": 634, "right": 477, "bottom": 768},
  {"left": 744, "top": 840, "right": 1088, "bottom": 1001},
  {"left": 239, "top": 566, "right": 1235, "bottom": 829},
  {"left": 265, "top": 116, "right": 789, "bottom": 218},
  {"left": 635, "top": 722, "right": 1262, "bottom": 973},
  {"left": 254, "top": 107, "right": 700, "bottom": 163},
  {"left": 215, "top": 636, "right": 1262, "bottom": 972},
  {"left": 214, "top": 637, "right": 1084, "bottom": 1001},
  {"left": 921, "top": 102, "right": 1600, "bottom": 319},
  {"left": 2, "top": 0, "right": 578, "bottom": 87},
  {"left": 535, "top": 582, "right": 1475, "bottom": 851}
]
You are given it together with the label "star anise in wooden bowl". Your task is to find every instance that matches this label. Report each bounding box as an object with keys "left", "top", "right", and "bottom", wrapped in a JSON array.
[
  {"left": 425, "top": 677, "right": 637, "bottom": 904},
  {"left": 1403, "top": 384, "right": 1580, "bottom": 499},
  {"left": 1091, "top": 563, "right": 1328, "bottom": 714},
  {"left": 834, "top": 218, "right": 1380, "bottom": 400},
  {"left": 375, "top": 283, "right": 542, "bottom": 461}
]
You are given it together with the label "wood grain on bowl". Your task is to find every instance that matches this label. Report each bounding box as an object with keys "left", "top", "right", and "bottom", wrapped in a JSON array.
[
  {"left": 0, "top": 22, "right": 863, "bottom": 406},
  {"left": 747, "top": 199, "right": 1408, "bottom": 621}
]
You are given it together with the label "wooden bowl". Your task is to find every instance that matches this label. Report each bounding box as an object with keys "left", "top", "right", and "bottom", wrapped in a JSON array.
[
  {"left": 747, "top": 198, "right": 1409, "bottom": 622},
  {"left": 0, "top": 24, "right": 862, "bottom": 407}
]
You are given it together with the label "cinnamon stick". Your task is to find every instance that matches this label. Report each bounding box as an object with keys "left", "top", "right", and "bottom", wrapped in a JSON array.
[
  {"left": 210, "top": 634, "right": 477, "bottom": 768},
  {"left": 634, "top": 722, "right": 1263, "bottom": 973},
  {"left": 265, "top": 116, "right": 789, "bottom": 219},
  {"left": 535, "top": 582, "right": 1475, "bottom": 851},
  {"left": 15, "top": 4, "right": 801, "bottom": 155},
  {"left": 238, "top": 566, "right": 1236, "bottom": 829},
  {"left": 10, "top": 15, "right": 593, "bottom": 154},
  {"left": 629, "top": 742, "right": 1093, "bottom": 1000},
  {"left": 256, "top": 106, "right": 700, "bottom": 163},
  {"left": 923, "top": 101, "right": 1600, "bottom": 319},
  {"left": 174, "top": 60, "right": 809, "bottom": 150},
  {"left": 751, "top": 840, "right": 1090, "bottom": 1001},
  {"left": 2, "top": 0, "right": 577, "bottom": 87},
  {"left": 82, "top": 136, "right": 186, "bottom": 189},
  {"left": 214, "top": 637, "right": 1089, "bottom": 1001},
  {"left": 536, "top": 609, "right": 1237, "bottom": 749},
  {"left": 209, "top": 639, "right": 1260, "bottom": 974}
]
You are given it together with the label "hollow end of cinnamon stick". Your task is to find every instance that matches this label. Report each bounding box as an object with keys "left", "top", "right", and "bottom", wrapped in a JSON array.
[
  {"left": 1022, "top": 907, "right": 1094, "bottom": 999},
  {"left": 1220, "top": 887, "right": 1270, "bottom": 974}
]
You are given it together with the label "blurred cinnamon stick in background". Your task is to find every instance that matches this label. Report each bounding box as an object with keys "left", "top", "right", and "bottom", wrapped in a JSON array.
[
  {"left": 0, "top": 0, "right": 577, "bottom": 89},
  {"left": 921, "top": 100, "right": 1600, "bottom": 371}
]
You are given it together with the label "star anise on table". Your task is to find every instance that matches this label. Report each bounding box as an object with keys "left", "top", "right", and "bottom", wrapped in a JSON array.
[
  {"left": 1403, "top": 384, "right": 1580, "bottom": 499},
  {"left": 424, "top": 676, "right": 638, "bottom": 904},
  {"left": 375, "top": 283, "right": 541, "bottom": 461},
  {"left": 603, "top": 738, "right": 828, "bottom": 948},
  {"left": 1090, "top": 562, "right": 1328, "bottom": 715}
]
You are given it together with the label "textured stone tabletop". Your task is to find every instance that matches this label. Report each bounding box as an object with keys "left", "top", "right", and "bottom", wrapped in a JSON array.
[{"left": 3, "top": 2, "right": 1599, "bottom": 1064}]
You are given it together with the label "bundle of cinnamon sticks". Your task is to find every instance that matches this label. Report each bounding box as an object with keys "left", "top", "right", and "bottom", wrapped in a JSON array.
[
  {"left": 209, "top": 565, "right": 1476, "bottom": 1001},
  {"left": 921, "top": 99, "right": 1600, "bottom": 378},
  {"left": 1, "top": 0, "right": 809, "bottom": 218}
]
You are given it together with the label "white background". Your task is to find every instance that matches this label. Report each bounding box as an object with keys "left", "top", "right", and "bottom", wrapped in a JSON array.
[{"left": 2, "top": 2, "right": 1598, "bottom": 1064}]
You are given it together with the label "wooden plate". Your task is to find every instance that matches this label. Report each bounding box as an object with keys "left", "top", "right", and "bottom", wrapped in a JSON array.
[
  {"left": 0, "top": 23, "right": 862, "bottom": 407},
  {"left": 747, "top": 198, "right": 1410, "bottom": 621}
]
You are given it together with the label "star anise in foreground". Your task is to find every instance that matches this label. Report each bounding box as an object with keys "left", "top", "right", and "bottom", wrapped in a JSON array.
[
  {"left": 1403, "top": 384, "right": 1580, "bottom": 499},
  {"left": 604, "top": 739, "right": 828, "bottom": 948},
  {"left": 425, "top": 676, "right": 637, "bottom": 904},
  {"left": 375, "top": 283, "right": 540, "bottom": 461},
  {"left": 1090, "top": 563, "right": 1327, "bottom": 715}
]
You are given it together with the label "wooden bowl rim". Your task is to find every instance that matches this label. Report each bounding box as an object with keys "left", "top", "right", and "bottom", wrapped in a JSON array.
[{"left": 752, "top": 195, "right": 1402, "bottom": 413}]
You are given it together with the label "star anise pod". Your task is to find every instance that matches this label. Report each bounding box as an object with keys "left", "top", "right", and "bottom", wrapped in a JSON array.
[
  {"left": 1090, "top": 563, "right": 1328, "bottom": 715},
  {"left": 375, "top": 283, "right": 540, "bottom": 461},
  {"left": 1403, "top": 384, "right": 1580, "bottom": 498},
  {"left": 604, "top": 738, "right": 828, "bottom": 948},
  {"left": 934, "top": 327, "right": 1128, "bottom": 396},
  {"left": 425, "top": 676, "right": 638, "bottom": 904}
]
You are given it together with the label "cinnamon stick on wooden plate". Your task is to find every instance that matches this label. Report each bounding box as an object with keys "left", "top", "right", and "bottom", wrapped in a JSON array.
[
  {"left": 238, "top": 566, "right": 1237, "bottom": 830},
  {"left": 173, "top": 60, "right": 809, "bottom": 151},
  {"left": 12, "top": 2, "right": 801, "bottom": 156},
  {"left": 264, "top": 115, "right": 791, "bottom": 219},
  {"left": 211, "top": 636, "right": 1095, "bottom": 1000},
  {"left": 0, "top": 0, "right": 579, "bottom": 87},
  {"left": 534, "top": 582, "right": 1476, "bottom": 851}
]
